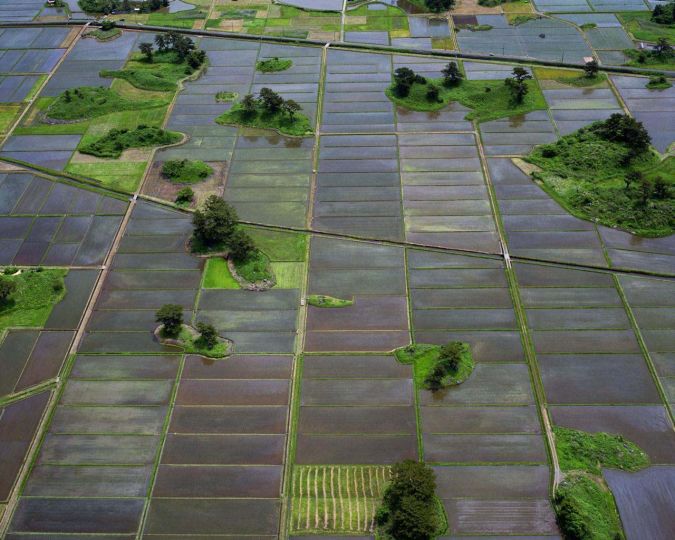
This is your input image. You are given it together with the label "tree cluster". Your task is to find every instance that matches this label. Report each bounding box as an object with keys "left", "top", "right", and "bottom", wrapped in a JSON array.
[
  {"left": 425, "top": 0, "right": 455, "bottom": 13},
  {"left": 192, "top": 195, "right": 256, "bottom": 263},
  {"left": 590, "top": 113, "right": 651, "bottom": 161},
  {"left": 144, "top": 31, "right": 207, "bottom": 67},
  {"left": 375, "top": 460, "right": 441, "bottom": 540},
  {"left": 240, "top": 88, "right": 302, "bottom": 120},
  {"left": 392, "top": 67, "right": 427, "bottom": 97},
  {"left": 583, "top": 59, "right": 599, "bottom": 78},
  {"left": 504, "top": 67, "right": 532, "bottom": 105},
  {"left": 651, "top": 1, "right": 675, "bottom": 25},
  {"left": 424, "top": 341, "right": 467, "bottom": 391}
]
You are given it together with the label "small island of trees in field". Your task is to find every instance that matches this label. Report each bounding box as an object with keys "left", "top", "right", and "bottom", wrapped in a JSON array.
[{"left": 155, "top": 303, "right": 230, "bottom": 358}]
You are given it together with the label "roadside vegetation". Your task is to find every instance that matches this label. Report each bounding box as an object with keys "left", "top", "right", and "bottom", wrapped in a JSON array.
[
  {"left": 395, "top": 341, "right": 474, "bottom": 391},
  {"left": 79, "top": 125, "right": 181, "bottom": 158},
  {"left": 307, "top": 295, "right": 354, "bottom": 308},
  {"left": 216, "top": 88, "right": 312, "bottom": 137},
  {"left": 256, "top": 57, "right": 293, "bottom": 72},
  {"left": 191, "top": 196, "right": 274, "bottom": 286},
  {"left": 386, "top": 63, "right": 546, "bottom": 122},
  {"left": 0, "top": 267, "right": 66, "bottom": 331},
  {"left": 375, "top": 460, "right": 447, "bottom": 540},
  {"left": 552, "top": 426, "right": 649, "bottom": 540},
  {"left": 624, "top": 37, "right": 674, "bottom": 70},
  {"left": 155, "top": 304, "right": 230, "bottom": 358},
  {"left": 526, "top": 114, "right": 674, "bottom": 237},
  {"left": 162, "top": 159, "right": 213, "bottom": 184}
]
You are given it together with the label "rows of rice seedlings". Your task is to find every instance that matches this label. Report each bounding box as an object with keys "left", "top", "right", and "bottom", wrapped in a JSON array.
[{"left": 290, "top": 465, "right": 391, "bottom": 534}]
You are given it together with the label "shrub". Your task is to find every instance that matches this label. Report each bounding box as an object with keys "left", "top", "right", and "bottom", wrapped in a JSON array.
[
  {"left": 3, "top": 266, "right": 18, "bottom": 275},
  {"left": 175, "top": 186, "right": 194, "bottom": 205},
  {"left": 196, "top": 322, "right": 218, "bottom": 349},
  {"left": 0, "top": 276, "right": 17, "bottom": 303},
  {"left": 155, "top": 303, "right": 183, "bottom": 337}
]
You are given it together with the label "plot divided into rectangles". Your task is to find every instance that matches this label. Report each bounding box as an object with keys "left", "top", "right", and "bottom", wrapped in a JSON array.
[
  {"left": 488, "top": 158, "right": 609, "bottom": 268},
  {"left": 306, "top": 236, "right": 409, "bottom": 352},
  {"left": 143, "top": 353, "right": 291, "bottom": 537},
  {"left": 8, "top": 353, "right": 179, "bottom": 536},
  {"left": 619, "top": 275, "right": 675, "bottom": 412},
  {"left": 313, "top": 134, "right": 404, "bottom": 241},
  {"left": 80, "top": 202, "right": 199, "bottom": 355},
  {"left": 0, "top": 173, "right": 126, "bottom": 266},
  {"left": 296, "top": 354, "right": 417, "bottom": 464}
]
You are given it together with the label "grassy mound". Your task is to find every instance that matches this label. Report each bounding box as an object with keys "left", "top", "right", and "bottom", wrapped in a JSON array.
[
  {"left": 176, "top": 326, "right": 229, "bottom": 358},
  {"left": 87, "top": 27, "right": 121, "bottom": 41},
  {"left": 44, "top": 86, "right": 166, "bottom": 121},
  {"left": 215, "top": 91, "right": 238, "bottom": 103},
  {"left": 395, "top": 342, "right": 474, "bottom": 391},
  {"left": 79, "top": 125, "right": 182, "bottom": 158},
  {"left": 162, "top": 159, "right": 213, "bottom": 184},
  {"left": 307, "top": 294, "right": 353, "bottom": 308},
  {"left": 100, "top": 51, "right": 198, "bottom": 92},
  {"left": 646, "top": 75, "right": 672, "bottom": 89},
  {"left": 215, "top": 102, "right": 313, "bottom": 137},
  {"left": 554, "top": 426, "right": 650, "bottom": 475},
  {"left": 233, "top": 249, "right": 274, "bottom": 284},
  {"left": 554, "top": 474, "right": 624, "bottom": 540},
  {"left": 0, "top": 268, "right": 66, "bottom": 330},
  {"left": 526, "top": 123, "right": 674, "bottom": 237},
  {"left": 386, "top": 78, "right": 546, "bottom": 123},
  {"left": 256, "top": 58, "right": 293, "bottom": 72}
]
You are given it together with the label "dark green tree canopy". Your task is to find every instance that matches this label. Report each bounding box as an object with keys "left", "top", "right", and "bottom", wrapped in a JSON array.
[
  {"left": 192, "top": 195, "right": 238, "bottom": 249},
  {"left": 155, "top": 303, "right": 183, "bottom": 337}
]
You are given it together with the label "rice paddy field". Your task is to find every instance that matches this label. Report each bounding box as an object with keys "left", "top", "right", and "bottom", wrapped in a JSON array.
[{"left": 0, "top": 10, "right": 673, "bottom": 540}]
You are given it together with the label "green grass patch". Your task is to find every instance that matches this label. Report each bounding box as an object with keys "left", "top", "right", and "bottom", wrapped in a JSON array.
[
  {"left": 44, "top": 86, "right": 167, "bottom": 122},
  {"left": 0, "top": 268, "right": 66, "bottom": 331},
  {"left": 554, "top": 426, "right": 650, "bottom": 476},
  {"left": 146, "top": 9, "right": 207, "bottom": 28},
  {"left": 79, "top": 126, "right": 182, "bottom": 158},
  {"left": 162, "top": 159, "right": 213, "bottom": 184},
  {"left": 202, "top": 258, "right": 240, "bottom": 289},
  {"left": 386, "top": 77, "right": 546, "bottom": 123},
  {"left": 306, "top": 294, "right": 353, "bottom": 308},
  {"left": 508, "top": 14, "right": 539, "bottom": 25},
  {"left": 526, "top": 125, "right": 674, "bottom": 237},
  {"left": 216, "top": 101, "right": 313, "bottom": 137},
  {"left": 233, "top": 249, "right": 274, "bottom": 284},
  {"left": 534, "top": 67, "right": 607, "bottom": 87},
  {"left": 100, "top": 51, "right": 197, "bottom": 92},
  {"left": 618, "top": 11, "right": 675, "bottom": 43},
  {"left": 256, "top": 57, "right": 293, "bottom": 72},
  {"left": 243, "top": 228, "right": 307, "bottom": 262},
  {"left": 395, "top": 342, "right": 474, "bottom": 390},
  {"left": 553, "top": 474, "right": 624, "bottom": 540},
  {"left": 65, "top": 161, "right": 146, "bottom": 192},
  {"left": 0, "top": 105, "right": 20, "bottom": 135},
  {"left": 215, "top": 91, "right": 238, "bottom": 103},
  {"left": 271, "top": 262, "right": 303, "bottom": 288}
]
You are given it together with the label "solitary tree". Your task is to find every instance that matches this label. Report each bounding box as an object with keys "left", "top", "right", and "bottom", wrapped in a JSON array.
[
  {"left": 282, "top": 99, "right": 302, "bottom": 121},
  {"left": 624, "top": 170, "right": 643, "bottom": 192},
  {"left": 139, "top": 42, "right": 154, "bottom": 63},
  {"left": 155, "top": 33, "right": 167, "bottom": 53},
  {"left": 654, "top": 37, "right": 674, "bottom": 58},
  {"left": 156, "top": 304, "right": 183, "bottom": 337},
  {"left": 426, "top": 84, "right": 441, "bottom": 103},
  {"left": 583, "top": 59, "right": 599, "bottom": 78},
  {"left": 504, "top": 67, "right": 532, "bottom": 105},
  {"left": 638, "top": 176, "right": 654, "bottom": 205},
  {"left": 192, "top": 195, "right": 238, "bottom": 249},
  {"left": 441, "top": 61, "right": 462, "bottom": 87},
  {"left": 196, "top": 322, "right": 218, "bottom": 349}
]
